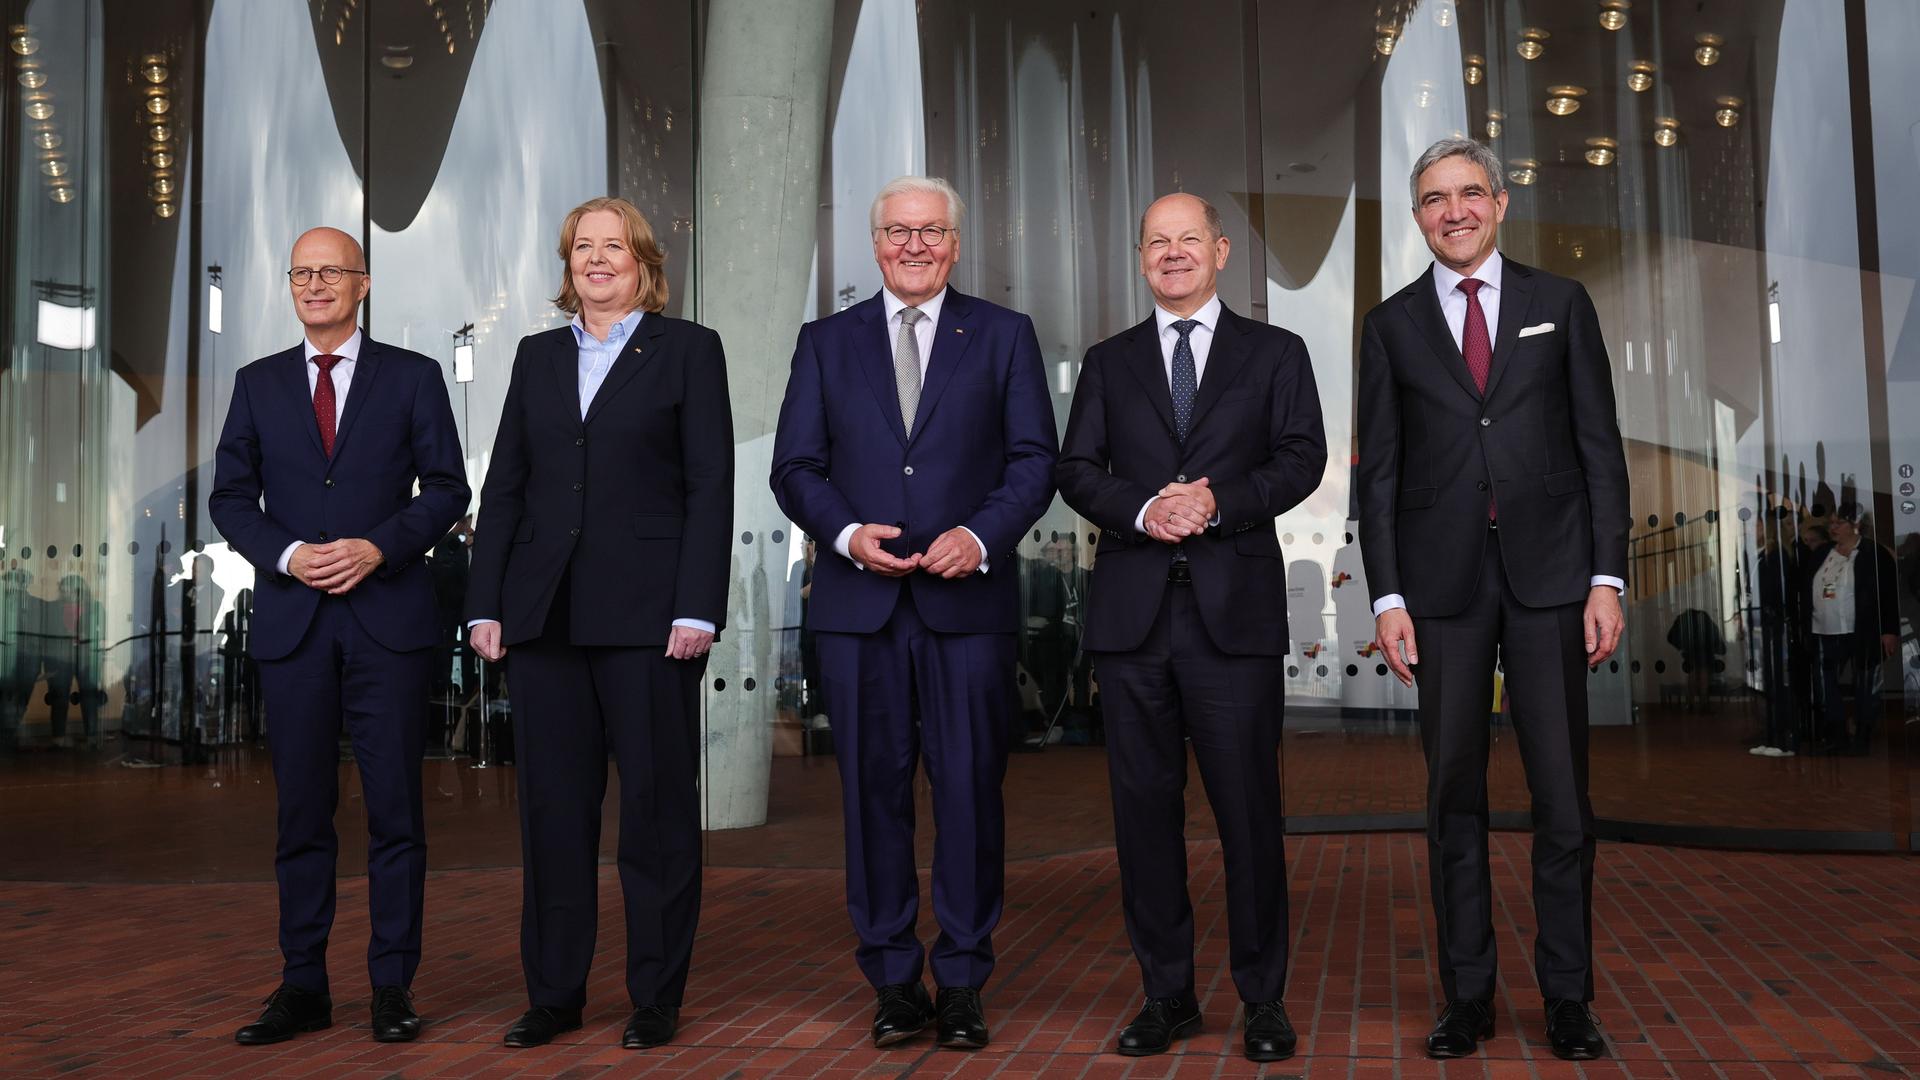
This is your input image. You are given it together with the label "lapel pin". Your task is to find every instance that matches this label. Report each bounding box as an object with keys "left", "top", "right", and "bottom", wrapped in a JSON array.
[{"left": 955, "top": 328, "right": 965, "bottom": 334}]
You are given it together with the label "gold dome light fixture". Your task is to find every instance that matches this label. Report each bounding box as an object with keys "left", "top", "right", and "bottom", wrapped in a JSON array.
[
  {"left": 1694, "top": 32, "right": 1723, "bottom": 66},
  {"left": 32, "top": 125, "right": 60, "bottom": 150},
  {"left": 1653, "top": 116, "right": 1680, "bottom": 146},
  {"left": 17, "top": 58, "right": 45, "bottom": 88},
  {"left": 1545, "top": 85, "right": 1587, "bottom": 116},
  {"left": 143, "top": 85, "right": 171, "bottom": 115},
  {"left": 1486, "top": 110, "right": 1504, "bottom": 139},
  {"left": 1628, "top": 60, "right": 1656, "bottom": 92},
  {"left": 140, "top": 54, "right": 168, "bottom": 84},
  {"left": 23, "top": 92, "right": 52, "bottom": 120},
  {"left": 1464, "top": 53, "right": 1484, "bottom": 86},
  {"left": 1517, "top": 27, "right": 1549, "bottom": 61},
  {"left": 1584, "top": 137, "right": 1618, "bottom": 166},
  {"left": 1375, "top": 23, "right": 1400, "bottom": 57},
  {"left": 1714, "top": 95, "right": 1742, "bottom": 127},
  {"left": 1507, "top": 158, "right": 1539, "bottom": 186},
  {"left": 9, "top": 24, "right": 38, "bottom": 55},
  {"left": 1598, "top": 0, "right": 1630, "bottom": 31}
]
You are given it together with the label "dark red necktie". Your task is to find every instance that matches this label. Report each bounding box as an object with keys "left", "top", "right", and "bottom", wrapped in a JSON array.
[
  {"left": 1456, "top": 278, "right": 1492, "bottom": 393},
  {"left": 1457, "top": 280, "right": 1495, "bottom": 518},
  {"left": 312, "top": 354, "right": 342, "bottom": 457}
]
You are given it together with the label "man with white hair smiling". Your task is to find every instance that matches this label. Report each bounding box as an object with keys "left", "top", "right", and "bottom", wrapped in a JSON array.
[{"left": 771, "top": 176, "right": 1057, "bottom": 1051}]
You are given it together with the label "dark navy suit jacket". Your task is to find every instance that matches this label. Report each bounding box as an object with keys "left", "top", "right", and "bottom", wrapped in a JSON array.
[
  {"left": 209, "top": 336, "right": 470, "bottom": 660},
  {"left": 770, "top": 289, "right": 1058, "bottom": 636}
]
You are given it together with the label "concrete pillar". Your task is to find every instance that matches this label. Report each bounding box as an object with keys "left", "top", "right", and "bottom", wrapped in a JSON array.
[{"left": 696, "top": 0, "right": 834, "bottom": 829}]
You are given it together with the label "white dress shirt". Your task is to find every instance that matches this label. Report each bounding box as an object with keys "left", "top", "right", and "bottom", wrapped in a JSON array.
[
  {"left": 1371, "top": 252, "right": 1623, "bottom": 617},
  {"left": 833, "top": 287, "right": 991, "bottom": 573},
  {"left": 1133, "top": 293, "right": 1224, "bottom": 533},
  {"left": 275, "top": 330, "right": 363, "bottom": 575}
]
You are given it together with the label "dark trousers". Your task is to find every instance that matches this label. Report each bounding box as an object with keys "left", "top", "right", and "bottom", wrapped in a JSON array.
[
  {"left": 508, "top": 598, "right": 705, "bottom": 1009},
  {"left": 1411, "top": 532, "right": 1595, "bottom": 1004},
  {"left": 816, "top": 591, "right": 1014, "bottom": 991},
  {"left": 1814, "top": 633, "right": 1880, "bottom": 751},
  {"left": 1092, "top": 584, "right": 1290, "bottom": 1004},
  {"left": 256, "top": 597, "right": 430, "bottom": 994}
]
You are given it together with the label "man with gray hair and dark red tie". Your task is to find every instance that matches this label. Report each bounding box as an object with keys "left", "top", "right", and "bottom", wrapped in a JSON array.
[{"left": 1357, "top": 136, "right": 1629, "bottom": 1061}]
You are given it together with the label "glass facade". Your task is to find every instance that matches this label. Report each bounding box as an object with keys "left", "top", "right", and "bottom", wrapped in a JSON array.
[{"left": 3, "top": 0, "right": 1915, "bottom": 881}]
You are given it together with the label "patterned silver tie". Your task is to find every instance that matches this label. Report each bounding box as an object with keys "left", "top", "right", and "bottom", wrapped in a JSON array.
[{"left": 894, "top": 306, "right": 925, "bottom": 436}]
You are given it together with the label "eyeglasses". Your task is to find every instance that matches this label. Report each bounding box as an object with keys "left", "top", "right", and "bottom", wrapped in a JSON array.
[
  {"left": 877, "top": 224, "right": 950, "bottom": 247},
  {"left": 287, "top": 266, "right": 368, "bottom": 287}
]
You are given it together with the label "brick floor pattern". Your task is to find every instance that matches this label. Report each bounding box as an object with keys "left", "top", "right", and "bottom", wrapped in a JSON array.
[{"left": 3, "top": 835, "right": 1918, "bottom": 1079}]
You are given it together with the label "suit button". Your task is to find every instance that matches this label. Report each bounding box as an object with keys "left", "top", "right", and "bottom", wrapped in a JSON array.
[
  {"left": 570, "top": 527, "right": 580, "bottom": 537},
  {"left": 903, "top": 466, "right": 914, "bottom": 476},
  {"left": 574, "top": 437, "right": 585, "bottom": 447},
  {"left": 1480, "top": 417, "right": 1492, "bottom": 427},
  {"left": 1176, "top": 474, "right": 1187, "bottom": 483},
  {"left": 318, "top": 531, "right": 329, "bottom": 540},
  {"left": 1477, "top": 481, "right": 1489, "bottom": 491},
  {"left": 324, "top": 478, "right": 335, "bottom": 488},
  {"left": 572, "top": 482, "right": 583, "bottom": 492}
]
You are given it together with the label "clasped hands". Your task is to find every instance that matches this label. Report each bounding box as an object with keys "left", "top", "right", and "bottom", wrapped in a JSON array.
[
  {"left": 1144, "top": 477, "right": 1214, "bottom": 544},
  {"left": 849, "top": 524, "right": 981, "bottom": 579},
  {"left": 289, "top": 538, "right": 384, "bottom": 596}
]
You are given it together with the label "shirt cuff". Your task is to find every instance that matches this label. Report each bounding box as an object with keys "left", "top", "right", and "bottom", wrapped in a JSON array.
[
  {"left": 1134, "top": 497, "right": 1158, "bottom": 534},
  {"left": 1591, "top": 575, "right": 1625, "bottom": 594},
  {"left": 672, "top": 618, "right": 716, "bottom": 634},
  {"left": 466, "top": 618, "right": 499, "bottom": 630},
  {"left": 277, "top": 541, "right": 304, "bottom": 577},
  {"left": 1371, "top": 593, "right": 1407, "bottom": 617},
  {"left": 834, "top": 523, "right": 864, "bottom": 570},
  {"left": 959, "top": 526, "right": 990, "bottom": 574}
]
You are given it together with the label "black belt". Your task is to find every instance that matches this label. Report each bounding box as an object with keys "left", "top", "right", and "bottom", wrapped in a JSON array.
[{"left": 1166, "top": 562, "right": 1192, "bottom": 584}]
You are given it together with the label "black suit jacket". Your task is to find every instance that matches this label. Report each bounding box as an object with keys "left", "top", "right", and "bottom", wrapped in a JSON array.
[
  {"left": 466, "top": 315, "right": 734, "bottom": 647},
  {"left": 1357, "top": 258, "right": 1631, "bottom": 616},
  {"left": 1057, "top": 305, "right": 1327, "bottom": 656},
  {"left": 209, "top": 338, "right": 470, "bottom": 660}
]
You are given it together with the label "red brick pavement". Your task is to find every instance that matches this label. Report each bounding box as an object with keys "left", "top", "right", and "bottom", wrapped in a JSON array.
[{"left": 3, "top": 836, "right": 1918, "bottom": 1078}]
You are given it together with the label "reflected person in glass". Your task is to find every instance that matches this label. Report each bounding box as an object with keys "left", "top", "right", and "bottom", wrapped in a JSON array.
[
  {"left": 466, "top": 197, "right": 734, "bottom": 1052},
  {"left": 1056, "top": 192, "right": 1327, "bottom": 1063},
  {"left": 770, "top": 176, "right": 1057, "bottom": 1052},
  {"left": 1357, "top": 138, "right": 1628, "bottom": 1061},
  {"left": 209, "top": 226, "right": 470, "bottom": 1046},
  {"left": 1805, "top": 502, "right": 1899, "bottom": 756}
]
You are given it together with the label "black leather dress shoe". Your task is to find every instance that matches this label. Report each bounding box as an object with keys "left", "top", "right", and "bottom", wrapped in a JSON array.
[
  {"left": 370, "top": 985, "right": 421, "bottom": 1043},
  {"left": 621, "top": 1004, "right": 679, "bottom": 1049},
  {"left": 234, "top": 984, "right": 333, "bottom": 1045},
  {"left": 871, "top": 983, "right": 934, "bottom": 1047},
  {"left": 935, "top": 987, "right": 989, "bottom": 1049},
  {"left": 1242, "top": 1000, "right": 1297, "bottom": 1062},
  {"left": 1425, "top": 1000, "right": 1493, "bottom": 1058},
  {"left": 1545, "top": 999, "right": 1605, "bottom": 1060},
  {"left": 503, "top": 1005, "right": 584, "bottom": 1048},
  {"left": 1116, "top": 995, "right": 1202, "bottom": 1056}
]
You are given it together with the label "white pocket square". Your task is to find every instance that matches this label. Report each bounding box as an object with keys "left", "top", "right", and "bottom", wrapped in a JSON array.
[{"left": 1518, "top": 322, "right": 1556, "bottom": 338}]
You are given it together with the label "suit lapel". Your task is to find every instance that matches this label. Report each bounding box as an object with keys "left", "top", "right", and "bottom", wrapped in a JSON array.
[
  {"left": 275, "top": 346, "right": 326, "bottom": 459},
  {"left": 1482, "top": 257, "right": 1535, "bottom": 402},
  {"left": 1186, "top": 305, "right": 1252, "bottom": 433},
  {"left": 326, "top": 338, "right": 381, "bottom": 469},
  {"left": 1404, "top": 268, "right": 1484, "bottom": 401},
  {"left": 907, "top": 289, "right": 979, "bottom": 442},
  {"left": 1120, "top": 314, "right": 1176, "bottom": 438},
  {"left": 854, "top": 294, "right": 909, "bottom": 447},
  {"left": 551, "top": 328, "right": 584, "bottom": 424},
  {"left": 583, "top": 314, "right": 662, "bottom": 427}
]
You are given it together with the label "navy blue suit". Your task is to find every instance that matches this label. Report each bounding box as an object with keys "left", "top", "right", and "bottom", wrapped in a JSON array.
[
  {"left": 210, "top": 335, "right": 468, "bottom": 994},
  {"left": 771, "top": 288, "right": 1057, "bottom": 990}
]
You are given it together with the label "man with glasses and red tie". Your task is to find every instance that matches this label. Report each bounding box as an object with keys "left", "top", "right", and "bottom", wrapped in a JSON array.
[
  {"left": 1357, "top": 138, "right": 1629, "bottom": 1061},
  {"left": 210, "top": 226, "right": 468, "bottom": 1047}
]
